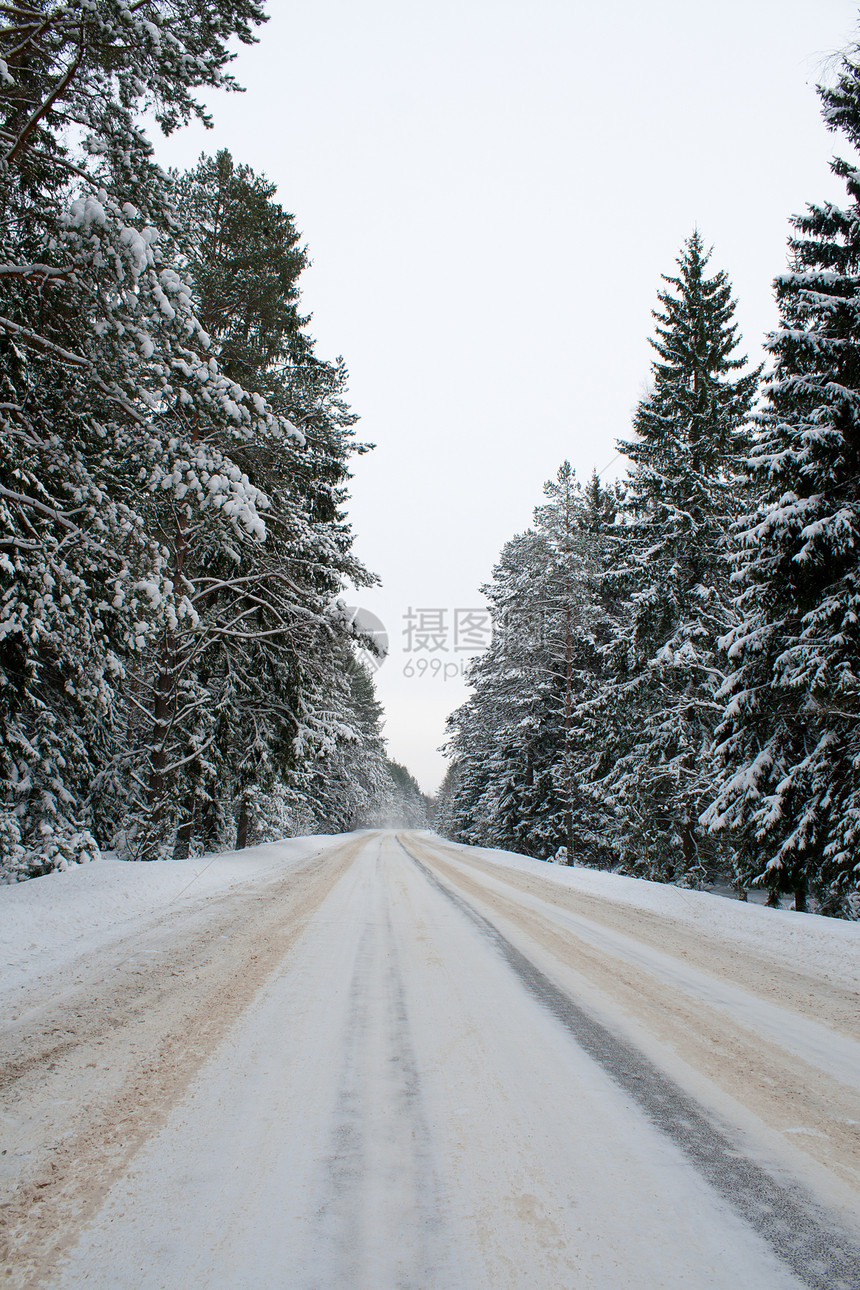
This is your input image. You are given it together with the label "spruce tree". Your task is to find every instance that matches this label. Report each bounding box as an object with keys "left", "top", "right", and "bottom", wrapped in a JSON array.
[
  {"left": 531, "top": 464, "right": 620, "bottom": 864},
  {"left": 442, "top": 531, "right": 548, "bottom": 853},
  {"left": 0, "top": 6, "right": 399, "bottom": 875},
  {"left": 442, "top": 467, "right": 617, "bottom": 863},
  {"left": 706, "top": 46, "right": 860, "bottom": 916},
  {"left": 359, "top": 760, "right": 430, "bottom": 829},
  {"left": 433, "top": 760, "right": 462, "bottom": 839},
  {"left": 600, "top": 233, "right": 758, "bottom": 884}
]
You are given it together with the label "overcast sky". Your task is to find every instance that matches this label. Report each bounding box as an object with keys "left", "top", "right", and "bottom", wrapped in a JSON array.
[{"left": 155, "top": 0, "right": 859, "bottom": 793}]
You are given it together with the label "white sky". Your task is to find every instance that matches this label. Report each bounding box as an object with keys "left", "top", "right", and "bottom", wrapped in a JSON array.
[{"left": 154, "top": 0, "right": 859, "bottom": 794}]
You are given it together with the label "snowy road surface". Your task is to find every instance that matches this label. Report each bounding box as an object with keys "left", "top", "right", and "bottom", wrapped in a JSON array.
[{"left": 2, "top": 831, "right": 859, "bottom": 1288}]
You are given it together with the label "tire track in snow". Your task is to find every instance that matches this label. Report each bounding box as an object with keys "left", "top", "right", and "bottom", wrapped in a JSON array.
[
  {"left": 426, "top": 837, "right": 859, "bottom": 1037},
  {"left": 309, "top": 844, "right": 447, "bottom": 1289},
  {"left": 419, "top": 839, "right": 860, "bottom": 1201},
  {"left": 399, "top": 835, "right": 860, "bottom": 1290}
]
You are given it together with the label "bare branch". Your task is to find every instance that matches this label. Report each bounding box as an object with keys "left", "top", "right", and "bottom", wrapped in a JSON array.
[
  {"left": 160, "top": 733, "right": 217, "bottom": 775},
  {"left": 1, "top": 11, "right": 54, "bottom": 60},
  {"left": 91, "top": 377, "right": 148, "bottom": 424},
  {"left": 0, "top": 314, "right": 87, "bottom": 365},
  {"left": 207, "top": 624, "right": 304, "bottom": 641},
  {"left": 0, "top": 3, "right": 54, "bottom": 17},
  {"left": 0, "top": 21, "right": 43, "bottom": 37},
  {"left": 0, "top": 142, "right": 105, "bottom": 188},
  {"left": 0, "top": 483, "right": 127, "bottom": 565},
  {"left": 0, "top": 262, "right": 73, "bottom": 280},
  {"left": 4, "top": 21, "right": 84, "bottom": 166},
  {"left": 0, "top": 482, "right": 86, "bottom": 529}
]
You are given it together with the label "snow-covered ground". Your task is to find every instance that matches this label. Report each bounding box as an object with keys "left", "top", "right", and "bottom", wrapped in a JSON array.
[
  {"left": 450, "top": 838, "right": 860, "bottom": 991},
  {"left": 1, "top": 831, "right": 858, "bottom": 1288},
  {"left": 1, "top": 833, "right": 344, "bottom": 998}
]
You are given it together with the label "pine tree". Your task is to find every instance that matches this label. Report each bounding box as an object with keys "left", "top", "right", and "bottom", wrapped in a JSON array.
[
  {"left": 548, "top": 469, "right": 622, "bottom": 867},
  {"left": 235, "top": 653, "right": 399, "bottom": 843},
  {"left": 442, "top": 466, "right": 617, "bottom": 862},
  {"left": 442, "top": 531, "right": 547, "bottom": 853},
  {"left": 288, "top": 655, "right": 391, "bottom": 835},
  {"left": 139, "top": 152, "right": 375, "bottom": 856},
  {"left": 360, "top": 760, "right": 430, "bottom": 829},
  {"left": 0, "top": 0, "right": 271, "bottom": 876},
  {"left": 433, "top": 759, "right": 461, "bottom": 839},
  {"left": 600, "top": 233, "right": 758, "bottom": 884},
  {"left": 706, "top": 47, "right": 860, "bottom": 917},
  {"left": 531, "top": 464, "right": 620, "bottom": 864}
]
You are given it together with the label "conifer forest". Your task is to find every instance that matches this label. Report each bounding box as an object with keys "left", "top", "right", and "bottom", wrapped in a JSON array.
[
  {"left": 438, "top": 50, "right": 860, "bottom": 920},
  {"left": 2, "top": 9, "right": 860, "bottom": 1287},
  {"left": 0, "top": 0, "right": 428, "bottom": 879},
  {"left": 1, "top": 1, "right": 860, "bottom": 923}
]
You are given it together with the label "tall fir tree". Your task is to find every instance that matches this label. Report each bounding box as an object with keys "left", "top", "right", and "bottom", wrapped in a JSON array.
[
  {"left": 706, "top": 45, "right": 860, "bottom": 916},
  {"left": 599, "top": 233, "right": 758, "bottom": 884},
  {"left": 443, "top": 530, "right": 548, "bottom": 853},
  {"left": 532, "top": 464, "right": 620, "bottom": 864},
  {"left": 135, "top": 151, "right": 376, "bottom": 857},
  {"left": 0, "top": 8, "right": 388, "bottom": 875}
]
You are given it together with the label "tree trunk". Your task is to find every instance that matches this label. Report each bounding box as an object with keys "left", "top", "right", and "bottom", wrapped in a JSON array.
[
  {"left": 680, "top": 818, "right": 697, "bottom": 879},
  {"left": 563, "top": 581, "right": 574, "bottom": 866},
  {"left": 794, "top": 884, "right": 808, "bottom": 913},
  {"left": 146, "top": 498, "right": 189, "bottom": 858},
  {"left": 173, "top": 809, "right": 193, "bottom": 860},
  {"left": 200, "top": 798, "right": 220, "bottom": 853},
  {"left": 236, "top": 796, "right": 250, "bottom": 850},
  {"left": 144, "top": 632, "right": 176, "bottom": 860}
]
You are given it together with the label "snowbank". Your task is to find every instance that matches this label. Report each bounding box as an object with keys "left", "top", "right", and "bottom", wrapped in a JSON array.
[
  {"left": 431, "top": 835, "right": 860, "bottom": 993},
  {"left": 0, "top": 834, "right": 348, "bottom": 991}
]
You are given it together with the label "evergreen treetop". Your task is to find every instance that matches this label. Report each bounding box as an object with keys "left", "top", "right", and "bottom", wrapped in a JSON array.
[{"left": 619, "top": 230, "right": 758, "bottom": 522}]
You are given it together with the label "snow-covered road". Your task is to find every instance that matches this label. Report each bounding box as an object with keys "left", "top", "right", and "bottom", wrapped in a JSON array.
[{"left": 2, "top": 831, "right": 859, "bottom": 1288}]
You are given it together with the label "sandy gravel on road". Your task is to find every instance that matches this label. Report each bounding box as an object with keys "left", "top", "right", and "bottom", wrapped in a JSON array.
[
  {"left": 0, "top": 834, "right": 367, "bottom": 1287},
  {"left": 409, "top": 837, "right": 860, "bottom": 1221},
  {"left": 4, "top": 831, "right": 858, "bottom": 1289},
  {"left": 424, "top": 839, "right": 859, "bottom": 1034}
]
